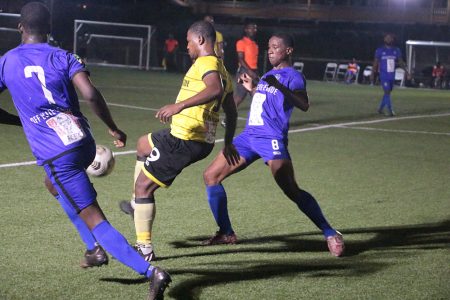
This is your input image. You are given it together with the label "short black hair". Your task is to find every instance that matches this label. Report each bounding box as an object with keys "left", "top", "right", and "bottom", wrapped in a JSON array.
[
  {"left": 20, "top": 2, "right": 50, "bottom": 35},
  {"left": 272, "top": 32, "right": 294, "bottom": 48},
  {"left": 189, "top": 21, "right": 216, "bottom": 43}
]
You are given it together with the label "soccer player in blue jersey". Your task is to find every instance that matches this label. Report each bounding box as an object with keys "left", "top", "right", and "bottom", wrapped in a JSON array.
[
  {"left": 0, "top": 3, "right": 170, "bottom": 299},
  {"left": 371, "top": 33, "right": 409, "bottom": 116},
  {"left": 202, "top": 33, "right": 345, "bottom": 257}
]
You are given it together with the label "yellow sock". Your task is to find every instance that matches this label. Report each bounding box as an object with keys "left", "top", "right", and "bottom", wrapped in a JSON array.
[{"left": 134, "top": 199, "right": 156, "bottom": 245}]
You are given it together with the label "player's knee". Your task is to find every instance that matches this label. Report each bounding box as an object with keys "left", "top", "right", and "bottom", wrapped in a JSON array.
[
  {"left": 136, "top": 134, "right": 151, "bottom": 157},
  {"left": 203, "top": 168, "right": 221, "bottom": 186},
  {"left": 135, "top": 175, "right": 157, "bottom": 197}
]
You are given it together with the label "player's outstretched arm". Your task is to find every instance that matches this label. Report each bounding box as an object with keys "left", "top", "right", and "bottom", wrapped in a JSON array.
[
  {"left": 156, "top": 71, "right": 223, "bottom": 123},
  {"left": 264, "top": 75, "right": 309, "bottom": 112},
  {"left": 221, "top": 93, "right": 240, "bottom": 166},
  {"left": 72, "top": 71, "right": 127, "bottom": 148}
]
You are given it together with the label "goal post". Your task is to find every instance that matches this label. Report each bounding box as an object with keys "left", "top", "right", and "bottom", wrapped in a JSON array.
[
  {"left": 73, "top": 19, "right": 153, "bottom": 70},
  {"left": 405, "top": 40, "right": 450, "bottom": 84}
]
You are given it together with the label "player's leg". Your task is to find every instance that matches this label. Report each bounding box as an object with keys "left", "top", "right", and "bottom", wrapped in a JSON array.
[
  {"left": 119, "top": 134, "right": 153, "bottom": 217},
  {"left": 43, "top": 175, "right": 107, "bottom": 268},
  {"left": 134, "top": 170, "right": 160, "bottom": 262},
  {"left": 202, "top": 131, "right": 257, "bottom": 245},
  {"left": 45, "top": 144, "right": 171, "bottom": 298},
  {"left": 268, "top": 159, "right": 344, "bottom": 257},
  {"left": 383, "top": 80, "right": 394, "bottom": 116},
  {"left": 126, "top": 133, "right": 158, "bottom": 261},
  {"left": 202, "top": 149, "right": 247, "bottom": 245}
]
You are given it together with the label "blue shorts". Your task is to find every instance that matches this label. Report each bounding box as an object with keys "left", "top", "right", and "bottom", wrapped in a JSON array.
[
  {"left": 43, "top": 143, "right": 97, "bottom": 213},
  {"left": 233, "top": 130, "right": 291, "bottom": 165},
  {"left": 381, "top": 78, "right": 394, "bottom": 91}
]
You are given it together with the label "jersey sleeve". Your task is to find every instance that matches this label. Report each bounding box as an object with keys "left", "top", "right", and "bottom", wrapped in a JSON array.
[
  {"left": 288, "top": 72, "right": 306, "bottom": 91},
  {"left": 197, "top": 56, "right": 219, "bottom": 80},
  {"left": 236, "top": 39, "right": 245, "bottom": 53},
  {"left": 67, "top": 53, "right": 88, "bottom": 80}
]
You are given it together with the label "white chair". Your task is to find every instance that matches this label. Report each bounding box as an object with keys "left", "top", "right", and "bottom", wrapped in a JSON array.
[
  {"left": 362, "top": 65, "right": 373, "bottom": 84},
  {"left": 394, "top": 68, "right": 405, "bottom": 86},
  {"left": 335, "top": 63, "right": 349, "bottom": 81},
  {"left": 293, "top": 61, "right": 304, "bottom": 73},
  {"left": 323, "top": 62, "right": 338, "bottom": 81}
]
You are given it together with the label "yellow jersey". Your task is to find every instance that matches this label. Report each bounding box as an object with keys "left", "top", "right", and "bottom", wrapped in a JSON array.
[
  {"left": 215, "top": 31, "right": 224, "bottom": 57},
  {"left": 171, "top": 55, "right": 233, "bottom": 144}
]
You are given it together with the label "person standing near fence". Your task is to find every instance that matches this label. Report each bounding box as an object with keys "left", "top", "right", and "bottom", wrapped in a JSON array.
[
  {"left": 222, "top": 22, "right": 258, "bottom": 127},
  {"left": 371, "top": 33, "right": 408, "bottom": 117}
]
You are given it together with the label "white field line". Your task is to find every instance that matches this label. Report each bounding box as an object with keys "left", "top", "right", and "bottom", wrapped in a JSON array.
[
  {"left": 336, "top": 126, "right": 450, "bottom": 136},
  {"left": 80, "top": 100, "right": 248, "bottom": 121},
  {"left": 2, "top": 112, "right": 449, "bottom": 169}
]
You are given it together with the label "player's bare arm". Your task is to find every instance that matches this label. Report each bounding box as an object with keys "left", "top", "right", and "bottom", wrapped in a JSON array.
[
  {"left": 221, "top": 93, "right": 240, "bottom": 166},
  {"left": 156, "top": 71, "right": 223, "bottom": 123},
  {"left": 264, "top": 74, "right": 309, "bottom": 112},
  {"left": 72, "top": 71, "right": 127, "bottom": 147}
]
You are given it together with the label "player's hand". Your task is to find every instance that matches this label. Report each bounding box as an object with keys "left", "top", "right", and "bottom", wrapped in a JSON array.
[
  {"left": 109, "top": 128, "right": 127, "bottom": 148},
  {"left": 263, "top": 75, "right": 280, "bottom": 88},
  {"left": 239, "top": 73, "right": 254, "bottom": 92},
  {"left": 156, "top": 103, "right": 182, "bottom": 124},
  {"left": 222, "top": 144, "right": 240, "bottom": 166}
]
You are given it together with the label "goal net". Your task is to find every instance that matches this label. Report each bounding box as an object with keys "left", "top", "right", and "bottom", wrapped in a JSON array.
[
  {"left": 406, "top": 40, "right": 450, "bottom": 86},
  {"left": 73, "top": 20, "right": 153, "bottom": 70},
  {"left": 0, "top": 13, "right": 21, "bottom": 55}
]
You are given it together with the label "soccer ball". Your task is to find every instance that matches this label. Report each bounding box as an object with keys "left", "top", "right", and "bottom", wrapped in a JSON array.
[{"left": 86, "top": 145, "right": 115, "bottom": 177}]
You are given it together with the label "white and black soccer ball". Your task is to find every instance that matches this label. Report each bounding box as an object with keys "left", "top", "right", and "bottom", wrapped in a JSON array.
[{"left": 86, "top": 145, "right": 115, "bottom": 177}]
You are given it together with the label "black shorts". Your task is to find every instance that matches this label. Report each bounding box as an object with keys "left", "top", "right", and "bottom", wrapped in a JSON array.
[{"left": 142, "top": 128, "right": 214, "bottom": 187}]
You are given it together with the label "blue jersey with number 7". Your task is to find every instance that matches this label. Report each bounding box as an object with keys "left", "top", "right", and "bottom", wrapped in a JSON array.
[{"left": 0, "top": 43, "right": 94, "bottom": 165}]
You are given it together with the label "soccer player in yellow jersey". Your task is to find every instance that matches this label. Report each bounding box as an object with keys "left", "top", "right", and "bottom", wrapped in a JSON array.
[
  {"left": 204, "top": 15, "right": 225, "bottom": 60},
  {"left": 120, "top": 20, "right": 240, "bottom": 260}
]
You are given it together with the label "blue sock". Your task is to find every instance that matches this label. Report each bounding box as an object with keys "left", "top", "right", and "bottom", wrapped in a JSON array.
[
  {"left": 206, "top": 184, "right": 234, "bottom": 235},
  {"left": 294, "top": 190, "right": 336, "bottom": 238},
  {"left": 385, "top": 94, "right": 392, "bottom": 111},
  {"left": 55, "top": 194, "right": 97, "bottom": 250},
  {"left": 91, "top": 220, "right": 153, "bottom": 277}
]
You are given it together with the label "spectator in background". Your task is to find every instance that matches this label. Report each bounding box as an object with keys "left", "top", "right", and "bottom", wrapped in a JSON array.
[
  {"left": 345, "top": 58, "right": 359, "bottom": 84},
  {"left": 234, "top": 23, "right": 259, "bottom": 108},
  {"left": 163, "top": 33, "right": 179, "bottom": 72},
  {"left": 204, "top": 15, "right": 225, "bottom": 61},
  {"left": 222, "top": 22, "right": 258, "bottom": 127},
  {"left": 432, "top": 61, "right": 446, "bottom": 89}
]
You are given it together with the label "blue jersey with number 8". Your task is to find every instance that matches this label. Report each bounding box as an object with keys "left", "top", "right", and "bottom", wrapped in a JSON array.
[{"left": 245, "top": 66, "right": 305, "bottom": 140}]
